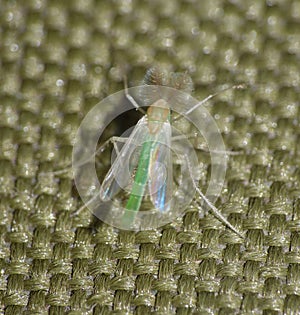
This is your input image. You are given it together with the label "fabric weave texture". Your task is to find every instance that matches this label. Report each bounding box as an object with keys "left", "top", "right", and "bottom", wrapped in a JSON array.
[{"left": 0, "top": 0, "right": 299, "bottom": 314}]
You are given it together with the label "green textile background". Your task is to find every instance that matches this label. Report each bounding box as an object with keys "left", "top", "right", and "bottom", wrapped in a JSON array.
[{"left": 0, "top": 0, "right": 300, "bottom": 314}]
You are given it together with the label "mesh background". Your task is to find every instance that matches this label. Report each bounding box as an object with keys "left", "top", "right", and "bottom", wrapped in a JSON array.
[{"left": 0, "top": 0, "right": 300, "bottom": 314}]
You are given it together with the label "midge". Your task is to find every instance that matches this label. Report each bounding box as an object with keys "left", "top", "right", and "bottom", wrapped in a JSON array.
[
  {"left": 74, "top": 67, "right": 244, "bottom": 236},
  {"left": 100, "top": 98, "right": 172, "bottom": 214},
  {"left": 98, "top": 68, "right": 195, "bottom": 226},
  {"left": 52, "top": 68, "right": 244, "bottom": 236}
]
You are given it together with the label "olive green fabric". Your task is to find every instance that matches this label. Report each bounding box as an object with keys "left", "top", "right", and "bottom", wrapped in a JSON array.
[{"left": 1, "top": 0, "right": 300, "bottom": 314}]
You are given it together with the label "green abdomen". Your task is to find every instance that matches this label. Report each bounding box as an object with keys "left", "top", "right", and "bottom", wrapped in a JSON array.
[{"left": 125, "top": 140, "right": 153, "bottom": 212}]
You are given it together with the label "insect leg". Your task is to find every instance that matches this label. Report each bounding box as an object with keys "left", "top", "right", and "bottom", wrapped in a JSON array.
[
  {"left": 123, "top": 76, "right": 146, "bottom": 115},
  {"left": 171, "top": 134, "right": 243, "bottom": 155},
  {"left": 173, "top": 83, "right": 246, "bottom": 122},
  {"left": 94, "top": 136, "right": 128, "bottom": 167},
  {"left": 39, "top": 136, "right": 129, "bottom": 177},
  {"left": 184, "top": 154, "right": 244, "bottom": 238},
  {"left": 67, "top": 136, "right": 130, "bottom": 216}
]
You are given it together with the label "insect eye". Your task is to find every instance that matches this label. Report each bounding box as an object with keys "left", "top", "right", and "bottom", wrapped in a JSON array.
[
  {"left": 169, "top": 72, "right": 194, "bottom": 93},
  {"left": 143, "top": 67, "right": 169, "bottom": 86}
]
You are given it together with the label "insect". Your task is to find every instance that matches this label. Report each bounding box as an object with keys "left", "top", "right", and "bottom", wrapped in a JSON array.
[
  {"left": 47, "top": 68, "right": 244, "bottom": 236},
  {"left": 99, "top": 97, "right": 174, "bottom": 226},
  {"left": 81, "top": 68, "right": 244, "bottom": 236}
]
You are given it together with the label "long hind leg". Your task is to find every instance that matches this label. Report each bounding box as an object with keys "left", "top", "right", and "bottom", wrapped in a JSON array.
[
  {"left": 184, "top": 153, "right": 244, "bottom": 238},
  {"left": 39, "top": 136, "right": 129, "bottom": 177}
]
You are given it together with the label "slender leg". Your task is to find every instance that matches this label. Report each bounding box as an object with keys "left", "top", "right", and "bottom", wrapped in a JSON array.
[
  {"left": 173, "top": 83, "right": 246, "bottom": 122},
  {"left": 184, "top": 154, "right": 244, "bottom": 238},
  {"left": 71, "top": 192, "right": 99, "bottom": 216},
  {"left": 171, "top": 133, "right": 243, "bottom": 155},
  {"left": 124, "top": 76, "right": 146, "bottom": 115},
  {"left": 94, "top": 136, "right": 128, "bottom": 158},
  {"left": 39, "top": 136, "right": 129, "bottom": 176}
]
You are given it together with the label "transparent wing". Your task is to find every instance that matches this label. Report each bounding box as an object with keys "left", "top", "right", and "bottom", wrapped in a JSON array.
[
  {"left": 100, "top": 116, "right": 150, "bottom": 201},
  {"left": 148, "top": 122, "right": 173, "bottom": 212}
]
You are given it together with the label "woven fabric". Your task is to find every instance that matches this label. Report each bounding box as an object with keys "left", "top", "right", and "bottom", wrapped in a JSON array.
[{"left": 0, "top": 0, "right": 300, "bottom": 314}]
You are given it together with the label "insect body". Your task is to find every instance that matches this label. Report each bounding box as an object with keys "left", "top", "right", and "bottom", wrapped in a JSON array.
[
  {"left": 70, "top": 68, "right": 244, "bottom": 236},
  {"left": 100, "top": 98, "right": 173, "bottom": 225}
]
